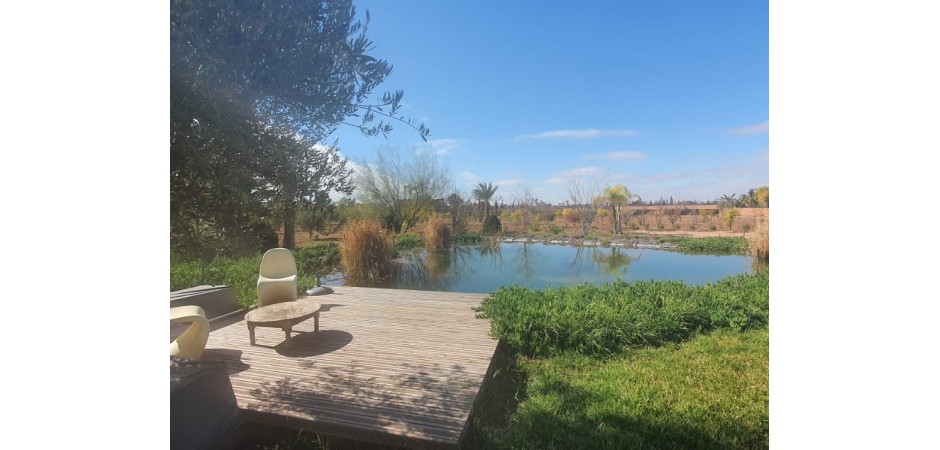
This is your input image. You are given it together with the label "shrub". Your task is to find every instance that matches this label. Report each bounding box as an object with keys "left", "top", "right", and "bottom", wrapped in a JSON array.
[
  {"left": 655, "top": 236, "right": 749, "bottom": 254},
  {"left": 339, "top": 220, "right": 393, "bottom": 281},
  {"left": 453, "top": 232, "right": 483, "bottom": 245},
  {"left": 394, "top": 232, "right": 423, "bottom": 250},
  {"left": 170, "top": 244, "right": 340, "bottom": 308},
  {"left": 561, "top": 208, "right": 579, "bottom": 223},
  {"left": 548, "top": 224, "right": 563, "bottom": 235},
  {"left": 724, "top": 208, "right": 740, "bottom": 231},
  {"left": 482, "top": 215, "right": 502, "bottom": 235},
  {"left": 294, "top": 243, "right": 341, "bottom": 278},
  {"left": 424, "top": 217, "right": 451, "bottom": 249},
  {"left": 475, "top": 273, "right": 769, "bottom": 357}
]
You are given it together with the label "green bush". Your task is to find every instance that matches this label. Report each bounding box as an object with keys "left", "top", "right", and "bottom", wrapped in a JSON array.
[
  {"left": 475, "top": 272, "right": 769, "bottom": 357},
  {"left": 655, "top": 236, "right": 749, "bottom": 254},
  {"left": 453, "top": 232, "right": 483, "bottom": 245},
  {"left": 294, "top": 243, "right": 341, "bottom": 278},
  {"left": 394, "top": 232, "right": 424, "bottom": 250},
  {"left": 170, "top": 245, "right": 339, "bottom": 308}
]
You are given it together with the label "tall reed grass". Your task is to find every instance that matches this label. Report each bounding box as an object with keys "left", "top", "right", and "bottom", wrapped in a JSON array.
[
  {"left": 424, "top": 217, "right": 451, "bottom": 249},
  {"left": 748, "top": 217, "right": 769, "bottom": 260},
  {"left": 339, "top": 220, "right": 393, "bottom": 281}
]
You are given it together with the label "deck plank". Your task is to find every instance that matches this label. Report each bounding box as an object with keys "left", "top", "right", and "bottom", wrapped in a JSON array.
[{"left": 200, "top": 286, "right": 498, "bottom": 449}]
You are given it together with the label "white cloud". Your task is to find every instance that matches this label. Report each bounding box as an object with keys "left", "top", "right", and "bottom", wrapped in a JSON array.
[
  {"left": 570, "top": 166, "right": 604, "bottom": 176},
  {"left": 727, "top": 121, "right": 769, "bottom": 136},
  {"left": 424, "top": 138, "right": 465, "bottom": 155},
  {"left": 581, "top": 150, "right": 647, "bottom": 160},
  {"left": 513, "top": 128, "right": 636, "bottom": 141},
  {"left": 460, "top": 171, "right": 480, "bottom": 184}
]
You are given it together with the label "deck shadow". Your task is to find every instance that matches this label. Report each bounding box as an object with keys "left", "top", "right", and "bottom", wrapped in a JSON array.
[
  {"left": 274, "top": 330, "right": 353, "bottom": 358},
  {"left": 201, "top": 348, "right": 251, "bottom": 375}
]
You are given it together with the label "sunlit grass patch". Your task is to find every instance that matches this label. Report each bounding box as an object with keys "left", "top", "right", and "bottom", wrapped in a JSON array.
[{"left": 504, "top": 328, "right": 769, "bottom": 450}]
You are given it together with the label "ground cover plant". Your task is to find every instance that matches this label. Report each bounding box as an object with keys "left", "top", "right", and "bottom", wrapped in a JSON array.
[
  {"left": 468, "top": 272, "right": 770, "bottom": 449},
  {"left": 170, "top": 244, "right": 340, "bottom": 308},
  {"left": 452, "top": 232, "right": 483, "bottom": 245},
  {"left": 499, "top": 328, "right": 768, "bottom": 450},
  {"left": 651, "top": 236, "right": 749, "bottom": 255},
  {"left": 477, "top": 273, "right": 768, "bottom": 356},
  {"left": 393, "top": 232, "right": 424, "bottom": 251}
]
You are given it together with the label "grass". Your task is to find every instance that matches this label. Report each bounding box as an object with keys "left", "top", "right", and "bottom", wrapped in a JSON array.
[
  {"left": 476, "top": 273, "right": 769, "bottom": 357},
  {"left": 339, "top": 220, "right": 393, "bottom": 281},
  {"left": 393, "top": 232, "right": 423, "bottom": 250},
  {"left": 495, "top": 328, "right": 768, "bottom": 450},
  {"left": 651, "top": 236, "right": 750, "bottom": 254},
  {"left": 170, "top": 244, "right": 339, "bottom": 309},
  {"left": 453, "top": 232, "right": 483, "bottom": 245},
  {"left": 467, "top": 273, "right": 770, "bottom": 449}
]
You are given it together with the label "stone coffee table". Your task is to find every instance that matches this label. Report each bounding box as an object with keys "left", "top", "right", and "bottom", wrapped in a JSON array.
[{"left": 245, "top": 300, "right": 321, "bottom": 346}]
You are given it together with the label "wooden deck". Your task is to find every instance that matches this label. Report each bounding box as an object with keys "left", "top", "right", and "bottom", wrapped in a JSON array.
[{"left": 200, "top": 286, "right": 498, "bottom": 449}]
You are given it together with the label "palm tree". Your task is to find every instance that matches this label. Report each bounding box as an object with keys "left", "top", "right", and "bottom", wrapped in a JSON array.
[
  {"left": 600, "top": 185, "right": 630, "bottom": 234},
  {"left": 472, "top": 182, "right": 498, "bottom": 218},
  {"left": 739, "top": 190, "right": 757, "bottom": 208},
  {"left": 718, "top": 194, "right": 737, "bottom": 210}
]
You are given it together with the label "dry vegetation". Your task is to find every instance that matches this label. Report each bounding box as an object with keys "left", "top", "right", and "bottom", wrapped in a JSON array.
[
  {"left": 284, "top": 206, "right": 770, "bottom": 248},
  {"left": 481, "top": 206, "right": 770, "bottom": 237},
  {"left": 338, "top": 220, "right": 393, "bottom": 280},
  {"left": 424, "top": 216, "right": 451, "bottom": 249},
  {"left": 748, "top": 216, "right": 769, "bottom": 260}
]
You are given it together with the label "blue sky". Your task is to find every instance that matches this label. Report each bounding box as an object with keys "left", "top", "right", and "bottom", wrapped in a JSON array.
[{"left": 331, "top": 0, "right": 768, "bottom": 204}]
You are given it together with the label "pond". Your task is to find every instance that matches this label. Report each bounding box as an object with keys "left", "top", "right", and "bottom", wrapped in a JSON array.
[{"left": 323, "top": 242, "right": 759, "bottom": 293}]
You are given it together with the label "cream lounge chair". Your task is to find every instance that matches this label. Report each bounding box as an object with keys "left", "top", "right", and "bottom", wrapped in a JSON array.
[
  {"left": 170, "top": 305, "right": 210, "bottom": 360},
  {"left": 257, "top": 248, "right": 298, "bottom": 307}
]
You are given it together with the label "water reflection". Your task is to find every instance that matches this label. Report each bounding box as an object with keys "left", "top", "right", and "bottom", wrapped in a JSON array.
[
  {"left": 328, "top": 242, "right": 756, "bottom": 293},
  {"left": 591, "top": 247, "right": 639, "bottom": 277}
]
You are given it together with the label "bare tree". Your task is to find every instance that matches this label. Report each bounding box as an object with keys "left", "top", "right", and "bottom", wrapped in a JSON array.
[
  {"left": 354, "top": 146, "right": 451, "bottom": 233},
  {"left": 513, "top": 180, "right": 537, "bottom": 232},
  {"left": 563, "top": 172, "right": 606, "bottom": 237}
]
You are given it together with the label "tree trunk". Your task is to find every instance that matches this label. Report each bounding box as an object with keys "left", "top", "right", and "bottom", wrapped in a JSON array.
[
  {"left": 610, "top": 205, "right": 618, "bottom": 234},
  {"left": 281, "top": 197, "right": 296, "bottom": 249}
]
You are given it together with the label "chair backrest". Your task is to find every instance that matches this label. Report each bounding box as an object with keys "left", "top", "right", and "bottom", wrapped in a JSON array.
[{"left": 259, "top": 248, "right": 297, "bottom": 279}]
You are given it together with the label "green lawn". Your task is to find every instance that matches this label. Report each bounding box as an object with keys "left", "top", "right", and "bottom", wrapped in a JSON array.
[
  {"left": 502, "top": 328, "right": 768, "bottom": 449},
  {"left": 468, "top": 273, "right": 770, "bottom": 449}
]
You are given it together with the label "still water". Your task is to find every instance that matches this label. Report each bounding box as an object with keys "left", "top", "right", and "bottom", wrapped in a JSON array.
[{"left": 324, "top": 242, "right": 756, "bottom": 294}]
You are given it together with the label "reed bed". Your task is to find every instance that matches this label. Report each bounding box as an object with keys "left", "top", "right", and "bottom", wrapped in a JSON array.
[
  {"left": 339, "top": 220, "right": 393, "bottom": 281},
  {"left": 748, "top": 217, "right": 769, "bottom": 260},
  {"left": 424, "top": 216, "right": 452, "bottom": 249}
]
